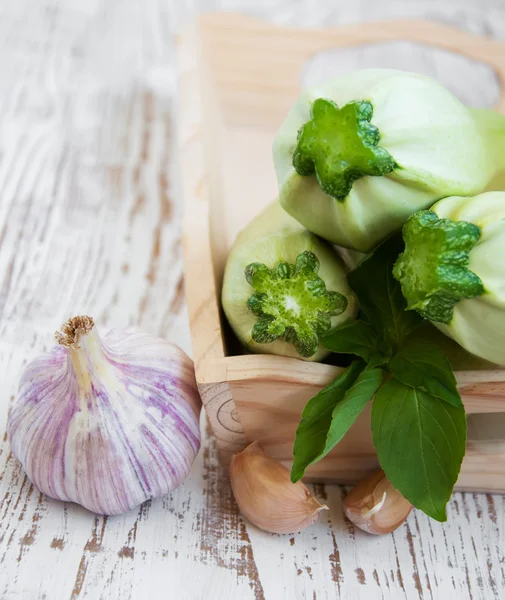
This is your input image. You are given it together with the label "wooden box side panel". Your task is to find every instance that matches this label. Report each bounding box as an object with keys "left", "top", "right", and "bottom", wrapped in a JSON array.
[
  {"left": 457, "top": 450, "right": 505, "bottom": 493},
  {"left": 198, "top": 381, "right": 247, "bottom": 463},
  {"left": 228, "top": 369, "right": 505, "bottom": 491},
  {"left": 178, "top": 21, "right": 228, "bottom": 372},
  {"left": 200, "top": 354, "right": 505, "bottom": 489},
  {"left": 199, "top": 13, "right": 505, "bottom": 128},
  {"left": 230, "top": 377, "right": 378, "bottom": 483}
]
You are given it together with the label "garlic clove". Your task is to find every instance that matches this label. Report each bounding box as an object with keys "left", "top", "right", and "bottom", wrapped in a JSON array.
[
  {"left": 343, "top": 469, "right": 412, "bottom": 535},
  {"left": 230, "top": 441, "right": 328, "bottom": 534},
  {"left": 8, "top": 316, "right": 202, "bottom": 516}
]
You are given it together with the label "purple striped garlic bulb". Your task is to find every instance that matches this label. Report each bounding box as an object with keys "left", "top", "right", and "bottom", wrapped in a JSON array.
[{"left": 8, "top": 316, "right": 201, "bottom": 515}]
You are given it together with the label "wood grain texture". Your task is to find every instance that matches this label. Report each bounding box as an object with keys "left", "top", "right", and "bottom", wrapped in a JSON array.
[
  {"left": 0, "top": 1, "right": 504, "bottom": 599},
  {"left": 198, "top": 12, "right": 505, "bottom": 129}
]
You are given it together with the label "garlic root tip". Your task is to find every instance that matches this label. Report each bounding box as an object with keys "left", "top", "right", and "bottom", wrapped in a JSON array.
[{"left": 55, "top": 316, "right": 95, "bottom": 349}]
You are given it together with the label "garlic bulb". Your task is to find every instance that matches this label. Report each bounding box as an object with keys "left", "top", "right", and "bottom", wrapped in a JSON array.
[
  {"left": 230, "top": 441, "right": 327, "bottom": 534},
  {"left": 8, "top": 316, "right": 201, "bottom": 515},
  {"left": 343, "top": 469, "right": 412, "bottom": 535}
]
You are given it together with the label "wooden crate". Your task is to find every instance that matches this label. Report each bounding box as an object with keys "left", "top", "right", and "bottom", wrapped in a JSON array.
[{"left": 178, "top": 13, "right": 505, "bottom": 491}]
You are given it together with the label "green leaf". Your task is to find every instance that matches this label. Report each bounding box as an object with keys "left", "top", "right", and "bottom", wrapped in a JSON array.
[
  {"left": 372, "top": 378, "right": 466, "bottom": 521},
  {"left": 348, "top": 235, "right": 422, "bottom": 352},
  {"left": 322, "top": 320, "right": 391, "bottom": 367},
  {"left": 322, "top": 320, "right": 377, "bottom": 361},
  {"left": 291, "top": 362, "right": 383, "bottom": 482},
  {"left": 389, "top": 339, "right": 462, "bottom": 408},
  {"left": 324, "top": 366, "right": 383, "bottom": 451},
  {"left": 367, "top": 352, "right": 392, "bottom": 370}
]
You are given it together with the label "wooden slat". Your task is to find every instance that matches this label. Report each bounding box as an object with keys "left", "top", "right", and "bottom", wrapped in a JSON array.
[{"left": 199, "top": 13, "right": 505, "bottom": 128}]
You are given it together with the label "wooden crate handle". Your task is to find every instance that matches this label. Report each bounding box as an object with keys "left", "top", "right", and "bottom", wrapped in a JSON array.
[{"left": 199, "top": 13, "right": 505, "bottom": 112}]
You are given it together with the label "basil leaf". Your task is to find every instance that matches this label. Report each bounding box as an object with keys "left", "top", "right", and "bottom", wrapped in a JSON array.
[
  {"left": 324, "top": 366, "right": 383, "bottom": 451},
  {"left": 367, "top": 351, "right": 392, "bottom": 370},
  {"left": 291, "top": 361, "right": 365, "bottom": 482},
  {"left": 348, "top": 236, "right": 422, "bottom": 352},
  {"left": 322, "top": 317, "right": 391, "bottom": 368},
  {"left": 291, "top": 362, "right": 383, "bottom": 482},
  {"left": 372, "top": 378, "right": 466, "bottom": 521},
  {"left": 389, "top": 339, "right": 462, "bottom": 408},
  {"left": 322, "top": 320, "right": 379, "bottom": 362}
]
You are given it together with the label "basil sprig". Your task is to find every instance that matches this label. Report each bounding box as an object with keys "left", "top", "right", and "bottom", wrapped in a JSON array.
[
  {"left": 291, "top": 361, "right": 383, "bottom": 482},
  {"left": 291, "top": 236, "right": 467, "bottom": 522}
]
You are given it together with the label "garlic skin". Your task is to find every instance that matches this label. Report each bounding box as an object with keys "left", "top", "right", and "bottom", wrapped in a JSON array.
[
  {"left": 344, "top": 470, "right": 413, "bottom": 535},
  {"left": 230, "top": 442, "right": 328, "bottom": 534},
  {"left": 8, "top": 316, "right": 201, "bottom": 516}
]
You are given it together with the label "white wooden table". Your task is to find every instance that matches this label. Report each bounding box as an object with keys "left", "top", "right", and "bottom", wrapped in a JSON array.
[{"left": 0, "top": 1, "right": 504, "bottom": 598}]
